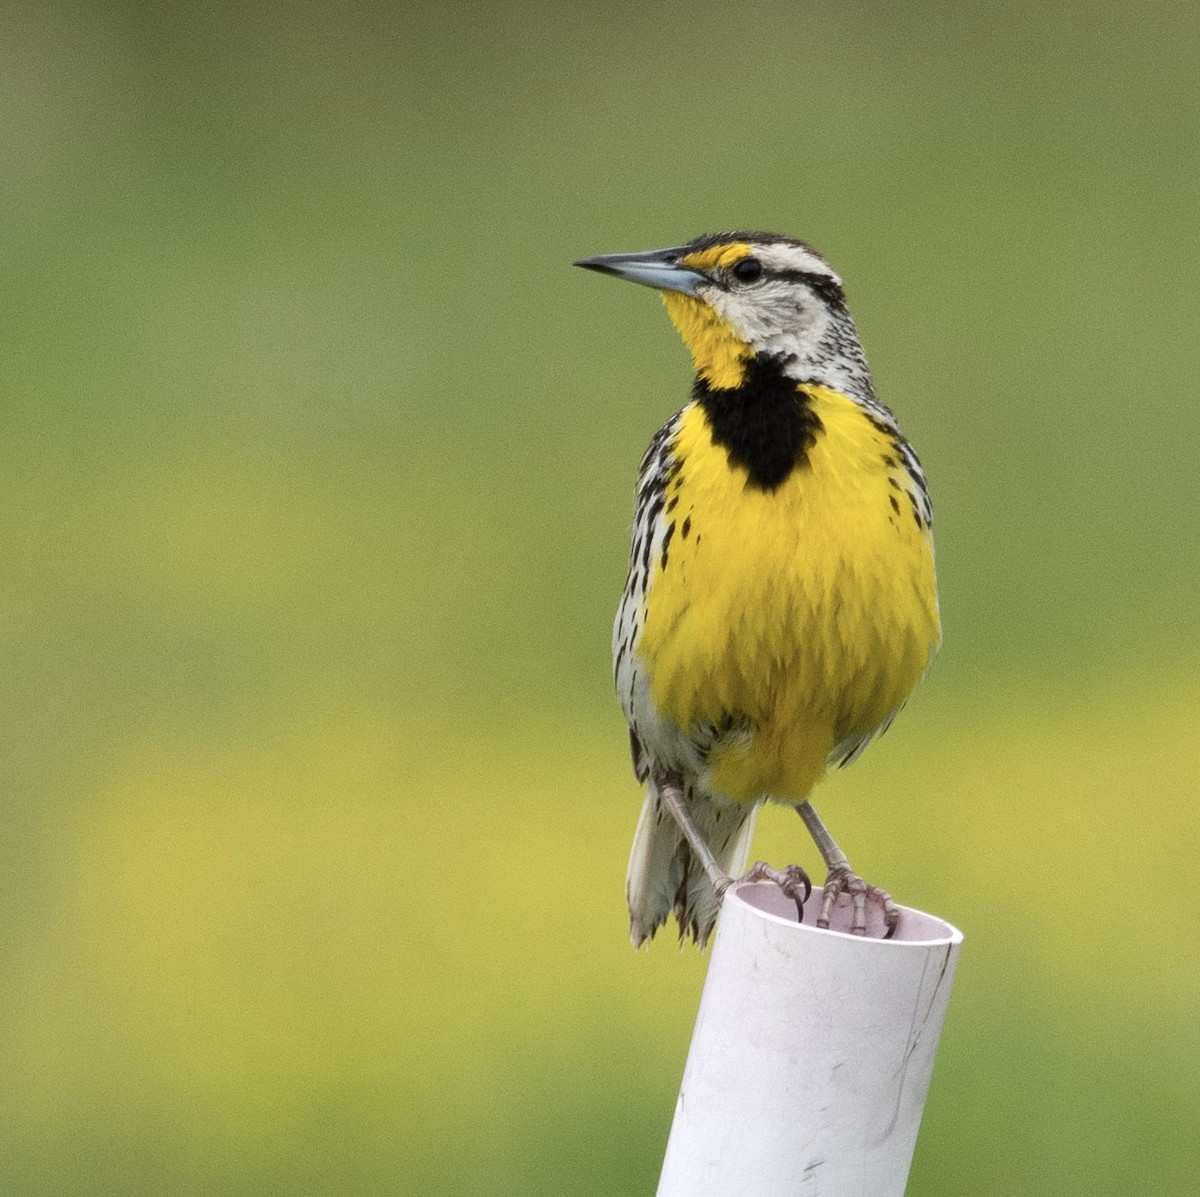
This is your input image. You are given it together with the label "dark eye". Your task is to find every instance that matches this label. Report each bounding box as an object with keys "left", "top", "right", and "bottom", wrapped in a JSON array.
[{"left": 731, "top": 257, "right": 763, "bottom": 284}]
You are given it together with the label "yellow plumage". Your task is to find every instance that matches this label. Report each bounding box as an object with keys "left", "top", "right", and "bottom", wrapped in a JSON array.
[{"left": 640, "top": 385, "right": 939, "bottom": 805}]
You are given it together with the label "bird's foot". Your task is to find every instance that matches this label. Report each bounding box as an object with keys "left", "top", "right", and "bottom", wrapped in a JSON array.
[
  {"left": 739, "top": 861, "right": 813, "bottom": 922},
  {"left": 818, "top": 865, "right": 899, "bottom": 939}
]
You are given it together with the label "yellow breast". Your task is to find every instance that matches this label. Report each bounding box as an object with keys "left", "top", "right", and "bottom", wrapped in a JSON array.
[{"left": 637, "top": 385, "right": 940, "bottom": 804}]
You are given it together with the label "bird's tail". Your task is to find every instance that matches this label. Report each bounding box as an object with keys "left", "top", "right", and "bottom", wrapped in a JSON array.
[{"left": 626, "top": 778, "right": 759, "bottom": 948}]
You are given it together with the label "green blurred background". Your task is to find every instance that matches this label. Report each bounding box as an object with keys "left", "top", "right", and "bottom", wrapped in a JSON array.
[{"left": 3, "top": 1, "right": 1198, "bottom": 1193}]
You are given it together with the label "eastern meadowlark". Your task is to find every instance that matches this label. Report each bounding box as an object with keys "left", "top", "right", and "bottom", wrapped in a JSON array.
[{"left": 576, "top": 232, "right": 940, "bottom": 945}]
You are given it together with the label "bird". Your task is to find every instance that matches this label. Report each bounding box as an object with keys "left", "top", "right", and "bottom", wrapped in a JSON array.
[{"left": 575, "top": 231, "right": 940, "bottom": 946}]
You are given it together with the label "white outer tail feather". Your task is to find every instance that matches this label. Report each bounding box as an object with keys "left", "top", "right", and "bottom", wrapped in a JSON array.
[{"left": 626, "top": 779, "right": 761, "bottom": 947}]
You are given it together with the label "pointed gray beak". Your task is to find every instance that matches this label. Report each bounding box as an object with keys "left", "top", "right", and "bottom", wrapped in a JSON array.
[{"left": 574, "top": 246, "right": 707, "bottom": 297}]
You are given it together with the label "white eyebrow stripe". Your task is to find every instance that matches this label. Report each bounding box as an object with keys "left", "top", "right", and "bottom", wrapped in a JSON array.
[{"left": 752, "top": 242, "right": 842, "bottom": 284}]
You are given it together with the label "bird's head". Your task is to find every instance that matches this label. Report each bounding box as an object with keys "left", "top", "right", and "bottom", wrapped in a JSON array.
[{"left": 576, "top": 231, "right": 871, "bottom": 398}]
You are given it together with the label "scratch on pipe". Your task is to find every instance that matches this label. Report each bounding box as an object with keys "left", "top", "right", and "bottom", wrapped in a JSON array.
[{"left": 881, "top": 942, "right": 954, "bottom": 1139}]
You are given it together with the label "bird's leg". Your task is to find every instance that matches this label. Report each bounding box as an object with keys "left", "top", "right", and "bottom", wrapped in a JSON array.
[
  {"left": 656, "top": 773, "right": 811, "bottom": 922},
  {"left": 797, "top": 801, "right": 899, "bottom": 938},
  {"left": 655, "top": 771, "right": 732, "bottom": 898}
]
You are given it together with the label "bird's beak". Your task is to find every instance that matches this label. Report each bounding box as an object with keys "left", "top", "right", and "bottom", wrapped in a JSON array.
[{"left": 574, "top": 246, "right": 707, "bottom": 297}]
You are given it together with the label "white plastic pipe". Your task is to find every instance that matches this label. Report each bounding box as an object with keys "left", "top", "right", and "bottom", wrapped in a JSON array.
[{"left": 658, "top": 881, "right": 963, "bottom": 1197}]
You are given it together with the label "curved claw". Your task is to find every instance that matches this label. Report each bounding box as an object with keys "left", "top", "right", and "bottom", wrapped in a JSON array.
[
  {"left": 818, "top": 865, "right": 899, "bottom": 938},
  {"left": 742, "top": 861, "right": 813, "bottom": 922}
]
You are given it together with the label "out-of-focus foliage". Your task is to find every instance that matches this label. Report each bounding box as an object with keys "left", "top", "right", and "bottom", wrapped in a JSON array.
[{"left": 2, "top": 2, "right": 1197, "bottom": 1193}]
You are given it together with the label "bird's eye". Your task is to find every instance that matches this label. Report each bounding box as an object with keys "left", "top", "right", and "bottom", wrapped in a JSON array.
[{"left": 731, "top": 257, "right": 763, "bottom": 284}]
